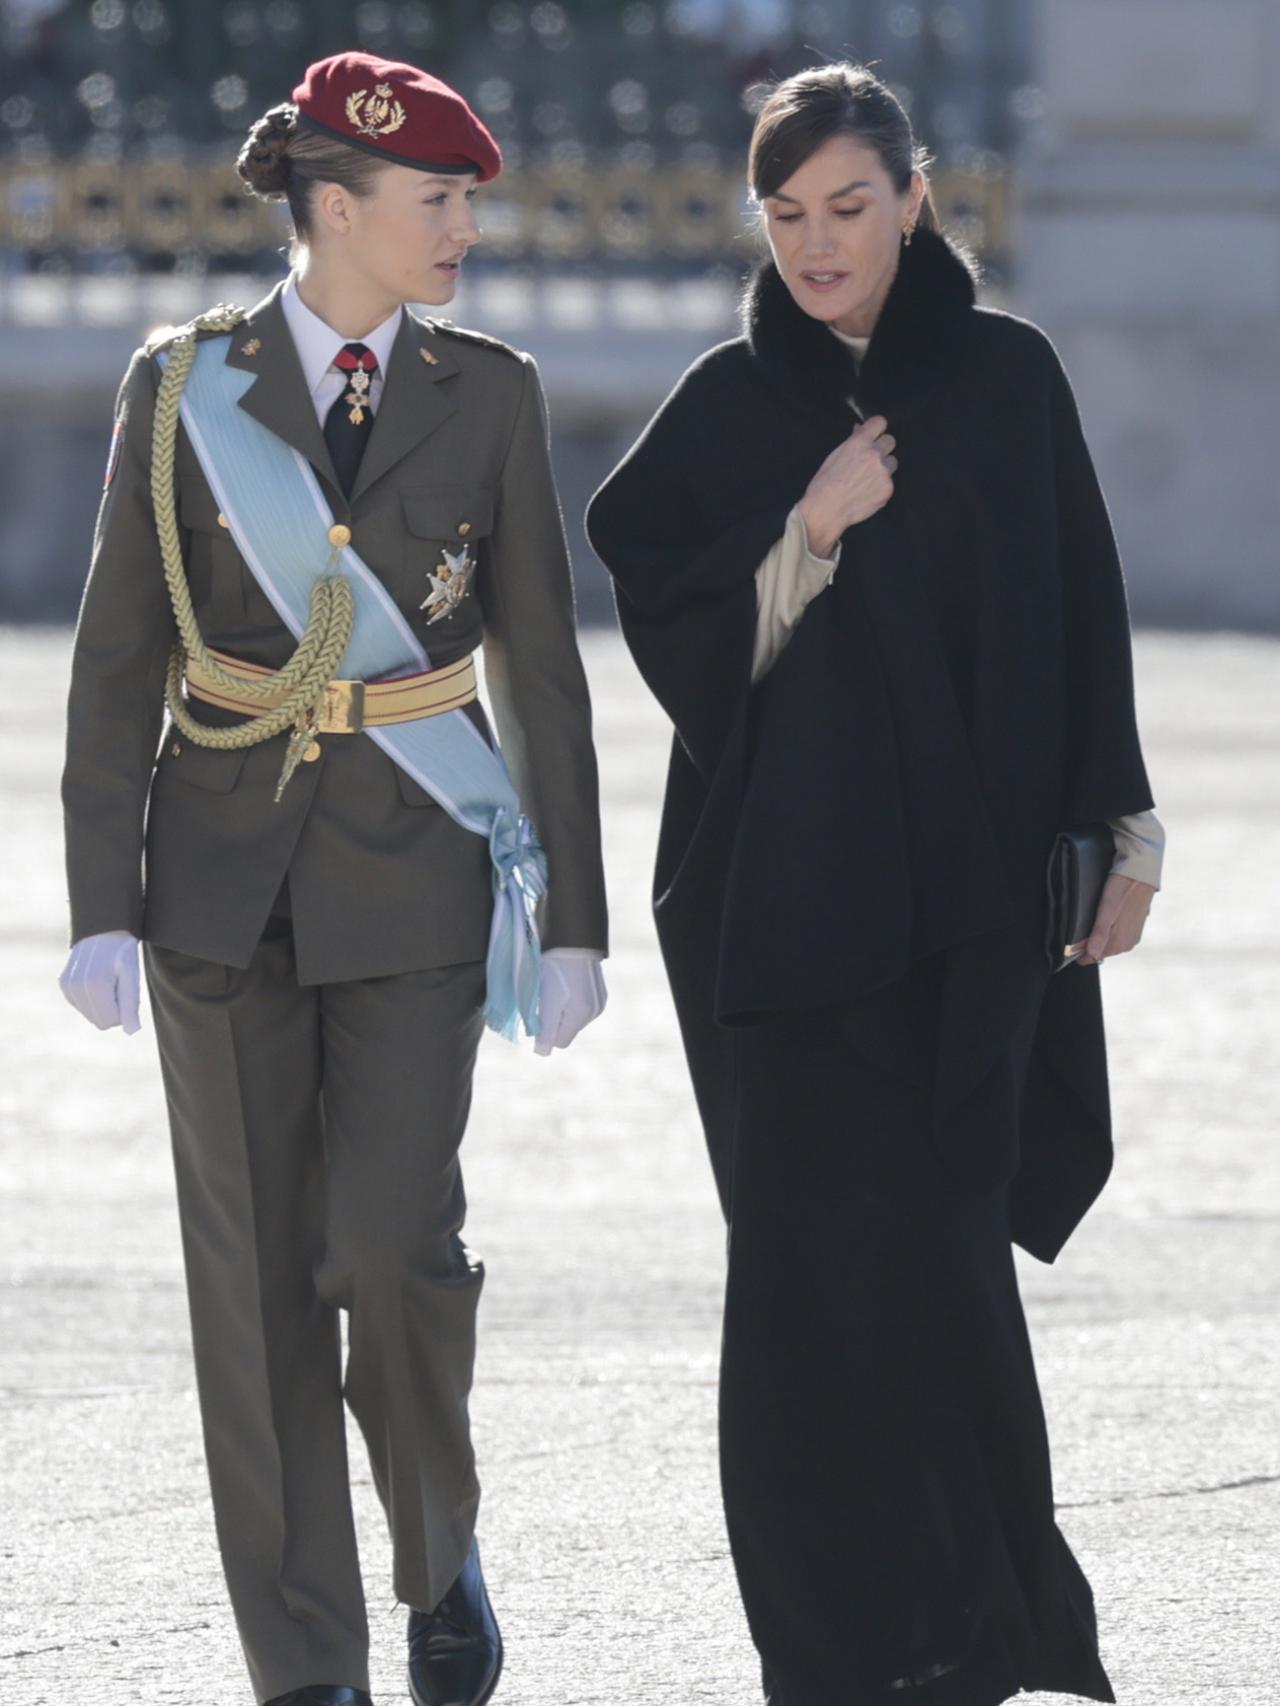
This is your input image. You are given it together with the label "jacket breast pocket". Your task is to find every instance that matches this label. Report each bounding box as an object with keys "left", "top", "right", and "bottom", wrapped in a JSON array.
[
  {"left": 402, "top": 485, "right": 494, "bottom": 632},
  {"left": 179, "top": 481, "right": 278, "bottom": 631}
]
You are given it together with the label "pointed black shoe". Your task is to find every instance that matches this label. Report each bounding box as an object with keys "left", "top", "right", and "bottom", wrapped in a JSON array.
[
  {"left": 407, "top": 1540, "right": 503, "bottom": 1706},
  {"left": 263, "top": 1689, "right": 374, "bottom": 1706}
]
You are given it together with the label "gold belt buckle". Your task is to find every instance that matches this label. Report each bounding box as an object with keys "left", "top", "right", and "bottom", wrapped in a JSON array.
[{"left": 320, "top": 678, "right": 366, "bottom": 733}]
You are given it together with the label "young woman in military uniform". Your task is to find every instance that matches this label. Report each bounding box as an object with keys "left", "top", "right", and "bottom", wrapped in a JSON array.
[{"left": 60, "top": 52, "right": 607, "bottom": 1706}]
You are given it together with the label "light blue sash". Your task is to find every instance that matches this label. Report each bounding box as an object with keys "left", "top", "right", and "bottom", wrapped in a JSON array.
[{"left": 159, "top": 337, "right": 545, "bottom": 1041}]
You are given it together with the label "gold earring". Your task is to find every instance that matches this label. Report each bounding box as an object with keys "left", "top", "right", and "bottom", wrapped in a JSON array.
[{"left": 903, "top": 223, "right": 915, "bottom": 246}]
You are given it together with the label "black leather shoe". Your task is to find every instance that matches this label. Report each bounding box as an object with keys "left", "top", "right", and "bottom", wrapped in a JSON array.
[
  {"left": 263, "top": 1689, "right": 374, "bottom": 1706},
  {"left": 407, "top": 1539, "right": 503, "bottom": 1706}
]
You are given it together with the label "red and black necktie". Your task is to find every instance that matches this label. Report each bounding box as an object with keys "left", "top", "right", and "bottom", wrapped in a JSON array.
[{"left": 323, "top": 342, "right": 379, "bottom": 496}]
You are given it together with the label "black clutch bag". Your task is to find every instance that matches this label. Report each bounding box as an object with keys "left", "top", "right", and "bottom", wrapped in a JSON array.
[{"left": 1045, "top": 823, "right": 1115, "bottom": 973}]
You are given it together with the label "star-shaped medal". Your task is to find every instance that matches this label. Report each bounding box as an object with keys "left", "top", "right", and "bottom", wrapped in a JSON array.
[{"left": 419, "top": 542, "right": 475, "bottom": 625}]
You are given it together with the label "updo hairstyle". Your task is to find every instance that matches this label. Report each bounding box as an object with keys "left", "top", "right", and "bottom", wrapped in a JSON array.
[{"left": 237, "top": 102, "right": 389, "bottom": 243}]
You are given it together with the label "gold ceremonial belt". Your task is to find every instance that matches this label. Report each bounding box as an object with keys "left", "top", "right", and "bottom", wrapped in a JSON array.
[{"left": 185, "top": 647, "right": 478, "bottom": 733}]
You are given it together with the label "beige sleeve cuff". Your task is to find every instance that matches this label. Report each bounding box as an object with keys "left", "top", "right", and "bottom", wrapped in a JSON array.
[
  {"left": 1107, "top": 807, "right": 1165, "bottom": 890},
  {"left": 752, "top": 505, "right": 841, "bottom": 683}
]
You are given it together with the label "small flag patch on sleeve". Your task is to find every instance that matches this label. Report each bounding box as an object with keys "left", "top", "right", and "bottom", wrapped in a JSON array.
[{"left": 103, "top": 415, "right": 125, "bottom": 489}]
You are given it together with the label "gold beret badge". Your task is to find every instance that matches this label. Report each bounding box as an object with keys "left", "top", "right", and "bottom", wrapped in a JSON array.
[{"left": 344, "top": 83, "right": 407, "bottom": 139}]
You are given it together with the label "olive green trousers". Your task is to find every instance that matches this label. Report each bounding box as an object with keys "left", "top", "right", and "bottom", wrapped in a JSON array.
[{"left": 145, "top": 927, "right": 488, "bottom": 1704}]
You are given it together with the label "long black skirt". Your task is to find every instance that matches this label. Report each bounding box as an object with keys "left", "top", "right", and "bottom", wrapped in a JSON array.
[{"left": 712, "top": 953, "right": 1116, "bottom": 1706}]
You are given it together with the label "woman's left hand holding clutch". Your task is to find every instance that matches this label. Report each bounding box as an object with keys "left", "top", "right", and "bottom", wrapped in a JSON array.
[{"left": 1072, "top": 873, "right": 1156, "bottom": 968}]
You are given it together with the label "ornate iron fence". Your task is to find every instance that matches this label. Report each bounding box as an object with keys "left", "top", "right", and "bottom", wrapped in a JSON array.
[{"left": 0, "top": 157, "right": 1012, "bottom": 270}]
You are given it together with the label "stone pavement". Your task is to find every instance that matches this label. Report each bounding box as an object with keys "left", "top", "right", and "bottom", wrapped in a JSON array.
[{"left": 1, "top": 628, "right": 1276, "bottom": 1706}]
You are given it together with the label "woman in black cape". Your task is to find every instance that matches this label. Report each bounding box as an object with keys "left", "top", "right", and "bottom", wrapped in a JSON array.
[{"left": 585, "top": 64, "right": 1163, "bottom": 1706}]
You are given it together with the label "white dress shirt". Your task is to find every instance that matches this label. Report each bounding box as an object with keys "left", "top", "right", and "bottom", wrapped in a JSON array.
[
  {"left": 752, "top": 324, "right": 1165, "bottom": 889},
  {"left": 279, "top": 272, "right": 402, "bottom": 427}
]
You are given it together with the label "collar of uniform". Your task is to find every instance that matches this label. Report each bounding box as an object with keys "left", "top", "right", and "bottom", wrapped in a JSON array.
[
  {"left": 280, "top": 271, "right": 403, "bottom": 398},
  {"left": 222, "top": 280, "right": 342, "bottom": 496},
  {"left": 221, "top": 282, "right": 460, "bottom": 504}
]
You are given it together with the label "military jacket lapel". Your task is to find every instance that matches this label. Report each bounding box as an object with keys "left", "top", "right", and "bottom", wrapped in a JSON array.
[
  {"left": 348, "top": 312, "right": 459, "bottom": 504},
  {"left": 223, "top": 282, "right": 343, "bottom": 498}
]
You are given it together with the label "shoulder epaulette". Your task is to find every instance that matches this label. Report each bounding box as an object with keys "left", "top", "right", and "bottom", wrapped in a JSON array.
[
  {"left": 144, "top": 303, "right": 246, "bottom": 356},
  {"left": 428, "top": 318, "right": 522, "bottom": 359},
  {"left": 143, "top": 323, "right": 185, "bottom": 355}
]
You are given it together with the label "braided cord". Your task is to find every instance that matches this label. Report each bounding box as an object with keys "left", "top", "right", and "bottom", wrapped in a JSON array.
[{"left": 150, "top": 303, "right": 355, "bottom": 754}]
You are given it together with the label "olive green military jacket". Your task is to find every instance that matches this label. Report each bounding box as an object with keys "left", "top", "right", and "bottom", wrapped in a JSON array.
[{"left": 62, "top": 280, "right": 608, "bottom": 984}]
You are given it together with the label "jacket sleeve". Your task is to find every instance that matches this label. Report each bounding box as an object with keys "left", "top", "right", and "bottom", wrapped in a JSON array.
[
  {"left": 478, "top": 354, "right": 608, "bottom": 953},
  {"left": 61, "top": 347, "right": 176, "bottom": 945},
  {"left": 1047, "top": 343, "right": 1156, "bottom": 826}
]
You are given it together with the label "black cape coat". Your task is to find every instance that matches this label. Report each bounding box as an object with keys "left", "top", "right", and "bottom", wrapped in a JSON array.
[{"left": 586, "top": 228, "right": 1155, "bottom": 1262}]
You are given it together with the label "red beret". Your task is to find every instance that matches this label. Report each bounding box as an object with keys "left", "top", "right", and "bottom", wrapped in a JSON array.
[{"left": 292, "top": 52, "right": 501, "bottom": 183}]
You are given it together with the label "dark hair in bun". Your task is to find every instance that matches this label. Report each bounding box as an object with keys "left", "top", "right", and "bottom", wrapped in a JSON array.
[
  {"left": 237, "top": 102, "right": 298, "bottom": 199},
  {"left": 236, "top": 99, "right": 390, "bottom": 248}
]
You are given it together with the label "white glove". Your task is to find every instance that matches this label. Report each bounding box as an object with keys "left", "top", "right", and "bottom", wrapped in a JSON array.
[
  {"left": 59, "top": 930, "right": 142, "bottom": 1035},
  {"left": 534, "top": 948, "right": 607, "bottom": 1057}
]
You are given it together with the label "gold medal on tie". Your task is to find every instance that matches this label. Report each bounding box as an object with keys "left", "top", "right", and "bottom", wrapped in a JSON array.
[{"left": 344, "top": 367, "right": 371, "bottom": 425}]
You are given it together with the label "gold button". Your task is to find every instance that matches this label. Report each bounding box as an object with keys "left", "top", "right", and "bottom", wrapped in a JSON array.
[
  {"left": 301, "top": 740, "right": 322, "bottom": 763},
  {"left": 457, "top": 521, "right": 471, "bottom": 536},
  {"left": 328, "top": 523, "right": 351, "bottom": 548},
  {"left": 217, "top": 513, "right": 229, "bottom": 529}
]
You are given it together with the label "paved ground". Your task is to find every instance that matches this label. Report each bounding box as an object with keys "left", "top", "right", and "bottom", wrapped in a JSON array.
[{"left": 1, "top": 628, "right": 1277, "bottom": 1706}]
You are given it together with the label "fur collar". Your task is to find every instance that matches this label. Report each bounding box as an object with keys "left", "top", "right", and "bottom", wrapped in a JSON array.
[{"left": 741, "top": 227, "right": 980, "bottom": 428}]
